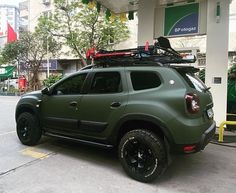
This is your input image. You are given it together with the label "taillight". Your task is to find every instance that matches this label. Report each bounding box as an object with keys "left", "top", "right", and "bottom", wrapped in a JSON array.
[
  {"left": 185, "top": 93, "right": 200, "bottom": 113},
  {"left": 183, "top": 145, "right": 196, "bottom": 153}
]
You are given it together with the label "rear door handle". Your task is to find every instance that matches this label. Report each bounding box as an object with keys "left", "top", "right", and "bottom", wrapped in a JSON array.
[
  {"left": 69, "top": 101, "right": 77, "bottom": 107},
  {"left": 110, "top": 102, "right": 121, "bottom": 108}
]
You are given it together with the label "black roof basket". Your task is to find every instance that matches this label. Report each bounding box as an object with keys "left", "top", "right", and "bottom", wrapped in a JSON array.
[{"left": 87, "top": 37, "right": 196, "bottom": 66}]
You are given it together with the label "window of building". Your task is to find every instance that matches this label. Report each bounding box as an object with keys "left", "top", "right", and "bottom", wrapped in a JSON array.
[
  {"left": 131, "top": 71, "right": 161, "bottom": 90},
  {"left": 42, "top": 11, "right": 52, "bottom": 18},
  {"left": 42, "top": 0, "right": 51, "bottom": 5}
]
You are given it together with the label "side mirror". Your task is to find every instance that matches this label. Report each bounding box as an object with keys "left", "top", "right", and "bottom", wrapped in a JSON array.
[{"left": 42, "top": 87, "right": 50, "bottom": 95}]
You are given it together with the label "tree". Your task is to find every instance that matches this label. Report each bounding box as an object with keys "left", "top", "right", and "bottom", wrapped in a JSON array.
[
  {"left": 1, "top": 31, "right": 61, "bottom": 90},
  {"left": 198, "top": 68, "right": 205, "bottom": 83},
  {"left": 21, "top": 31, "right": 61, "bottom": 90},
  {"left": 0, "top": 55, "right": 6, "bottom": 65},
  {"left": 37, "top": 0, "right": 130, "bottom": 67},
  {"left": 1, "top": 40, "right": 28, "bottom": 76},
  {"left": 43, "top": 74, "right": 63, "bottom": 87}
]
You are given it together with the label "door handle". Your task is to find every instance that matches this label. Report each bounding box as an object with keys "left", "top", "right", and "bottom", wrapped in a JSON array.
[
  {"left": 110, "top": 102, "right": 121, "bottom": 108},
  {"left": 69, "top": 101, "right": 77, "bottom": 107}
]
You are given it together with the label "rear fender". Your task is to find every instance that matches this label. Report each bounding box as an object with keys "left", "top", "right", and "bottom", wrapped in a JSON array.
[{"left": 110, "top": 113, "right": 175, "bottom": 146}]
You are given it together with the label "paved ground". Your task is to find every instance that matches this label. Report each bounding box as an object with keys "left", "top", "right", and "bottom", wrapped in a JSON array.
[{"left": 0, "top": 96, "right": 236, "bottom": 193}]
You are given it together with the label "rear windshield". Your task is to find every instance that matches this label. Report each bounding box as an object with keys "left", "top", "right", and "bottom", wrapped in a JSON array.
[{"left": 180, "top": 72, "right": 207, "bottom": 92}]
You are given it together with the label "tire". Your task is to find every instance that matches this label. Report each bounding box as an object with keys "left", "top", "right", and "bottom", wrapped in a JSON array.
[
  {"left": 16, "top": 112, "right": 42, "bottom": 146},
  {"left": 118, "top": 129, "right": 167, "bottom": 182}
]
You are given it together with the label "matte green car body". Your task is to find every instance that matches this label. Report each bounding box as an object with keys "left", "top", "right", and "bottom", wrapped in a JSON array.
[{"left": 15, "top": 66, "right": 216, "bottom": 154}]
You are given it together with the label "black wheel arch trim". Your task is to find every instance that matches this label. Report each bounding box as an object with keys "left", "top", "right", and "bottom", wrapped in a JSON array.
[
  {"left": 111, "top": 113, "right": 175, "bottom": 146},
  {"left": 15, "top": 103, "right": 39, "bottom": 122}
]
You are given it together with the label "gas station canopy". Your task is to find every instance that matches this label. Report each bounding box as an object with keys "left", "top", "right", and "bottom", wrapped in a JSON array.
[{"left": 97, "top": 0, "right": 188, "bottom": 13}]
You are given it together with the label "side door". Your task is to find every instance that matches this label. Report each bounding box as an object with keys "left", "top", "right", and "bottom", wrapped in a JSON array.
[
  {"left": 78, "top": 70, "right": 128, "bottom": 138},
  {"left": 40, "top": 73, "right": 87, "bottom": 135}
]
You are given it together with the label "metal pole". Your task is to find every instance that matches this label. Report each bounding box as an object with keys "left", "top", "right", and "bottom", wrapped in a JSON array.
[{"left": 46, "top": 36, "right": 50, "bottom": 78}]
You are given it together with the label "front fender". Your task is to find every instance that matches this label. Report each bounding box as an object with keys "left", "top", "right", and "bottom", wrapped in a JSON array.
[{"left": 15, "top": 96, "right": 41, "bottom": 121}]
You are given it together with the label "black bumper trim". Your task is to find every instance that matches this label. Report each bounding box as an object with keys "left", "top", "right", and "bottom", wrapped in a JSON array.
[
  {"left": 199, "top": 121, "right": 216, "bottom": 150},
  {"left": 169, "top": 121, "right": 216, "bottom": 154}
]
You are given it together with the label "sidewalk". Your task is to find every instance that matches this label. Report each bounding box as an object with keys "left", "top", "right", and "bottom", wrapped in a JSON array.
[
  {"left": 212, "top": 127, "right": 236, "bottom": 147},
  {"left": 0, "top": 92, "right": 23, "bottom": 96}
]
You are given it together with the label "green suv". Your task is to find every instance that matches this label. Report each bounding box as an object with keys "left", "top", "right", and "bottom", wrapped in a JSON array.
[{"left": 15, "top": 37, "right": 215, "bottom": 182}]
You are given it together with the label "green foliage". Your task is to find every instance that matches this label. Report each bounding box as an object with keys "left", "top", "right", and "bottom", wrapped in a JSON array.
[
  {"left": 19, "top": 31, "right": 61, "bottom": 63},
  {"left": 1, "top": 40, "right": 27, "bottom": 64},
  {"left": 228, "top": 63, "right": 236, "bottom": 74},
  {"left": 36, "top": 0, "right": 130, "bottom": 66},
  {"left": 43, "top": 74, "right": 63, "bottom": 87},
  {"left": 20, "top": 31, "right": 61, "bottom": 90},
  {"left": 0, "top": 55, "right": 5, "bottom": 65},
  {"left": 9, "top": 87, "right": 19, "bottom": 93},
  {"left": 198, "top": 69, "right": 205, "bottom": 83},
  {"left": 0, "top": 31, "right": 61, "bottom": 90}
]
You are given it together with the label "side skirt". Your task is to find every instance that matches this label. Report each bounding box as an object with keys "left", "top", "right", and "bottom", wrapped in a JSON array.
[{"left": 44, "top": 132, "right": 113, "bottom": 149}]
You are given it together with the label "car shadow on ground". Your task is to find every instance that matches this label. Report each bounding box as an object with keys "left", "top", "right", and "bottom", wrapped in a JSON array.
[
  {"left": 35, "top": 137, "right": 235, "bottom": 186},
  {"left": 37, "top": 136, "right": 122, "bottom": 173}
]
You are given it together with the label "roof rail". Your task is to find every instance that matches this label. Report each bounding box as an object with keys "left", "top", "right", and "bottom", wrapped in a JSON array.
[{"left": 86, "top": 37, "right": 196, "bottom": 66}]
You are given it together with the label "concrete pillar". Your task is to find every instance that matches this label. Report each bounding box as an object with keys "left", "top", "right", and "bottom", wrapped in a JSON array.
[
  {"left": 137, "top": 0, "right": 156, "bottom": 46},
  {"left": 205, "top": 0, "right": 230, "bottom": 125}
]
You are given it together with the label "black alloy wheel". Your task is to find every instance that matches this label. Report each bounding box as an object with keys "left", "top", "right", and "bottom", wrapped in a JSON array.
[
  {"left": 18, "top": 117, "right": 29, "bottom": 140},
  {"left": 119, "top": 129, "right": 167, "bottom": 182},
  {"left": 16, "top": 112, "right": 42, "bottom": 146}
]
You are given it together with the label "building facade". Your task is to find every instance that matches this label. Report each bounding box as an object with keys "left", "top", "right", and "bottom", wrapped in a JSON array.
[
  {"left": 19, "top": 0, "right": 54, "bottom": 32},
  {"left": 0, "top": 5, "right": 19, "bottom": 48},
  {"left": 18, "top": 0, "right": 138, "bottom": 76}
]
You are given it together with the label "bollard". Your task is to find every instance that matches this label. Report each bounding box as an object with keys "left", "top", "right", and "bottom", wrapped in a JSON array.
[{"left": 218, "top": 121, "right": 236, "bottom": 142}]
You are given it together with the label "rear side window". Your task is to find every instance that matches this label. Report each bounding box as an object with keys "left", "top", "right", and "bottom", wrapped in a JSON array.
[
  {"left": 180, "top": 72, "right": 207, "bottom": 92},
  {"left": 89, "top": 72, "right": 122, "bottom": 94},
  {"left": 131, "top": 71, "right": 161, "bottom": 90}
]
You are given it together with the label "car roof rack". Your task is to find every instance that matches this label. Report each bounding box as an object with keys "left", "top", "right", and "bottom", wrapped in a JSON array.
[{"left": 86, "top": 37, "right": 196, "bottom": 67}]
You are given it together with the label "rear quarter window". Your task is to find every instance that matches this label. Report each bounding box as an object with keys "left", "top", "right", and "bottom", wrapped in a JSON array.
[
  {"left": 131, "top": 71, "right": 161, "bottom": 90},
  {"left": 180, "top": 72, "right": 207, "bottom": 92}
]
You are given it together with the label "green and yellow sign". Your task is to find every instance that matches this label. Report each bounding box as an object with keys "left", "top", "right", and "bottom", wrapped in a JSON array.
[{"left": 0, "top": 66, "right": 16, "bottom": 79}]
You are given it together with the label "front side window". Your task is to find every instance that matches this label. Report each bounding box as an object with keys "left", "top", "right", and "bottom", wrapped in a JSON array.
[
  {"left": 52, "top": 73, "right": 87, "bottom": 95},
  {"left": 89, "top": 72, "right": 121, "bottom": 94},
  {"left": 131, "top": 71, "right": 161, "bottom": 90}
]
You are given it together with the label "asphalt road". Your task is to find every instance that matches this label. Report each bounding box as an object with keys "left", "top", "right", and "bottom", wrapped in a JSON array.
[{"left": 0, "top": 96, "right": 236, "bottom": 193}]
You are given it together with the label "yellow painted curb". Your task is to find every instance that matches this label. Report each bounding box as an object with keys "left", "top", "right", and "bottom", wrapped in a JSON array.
[{"left": 21, "top": 148, "right": 49, "bottom": 159}]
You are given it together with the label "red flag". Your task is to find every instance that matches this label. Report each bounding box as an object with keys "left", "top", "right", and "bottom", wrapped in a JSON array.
[{"left": 7, "top": 23, "right": 17, "bottom": 43}]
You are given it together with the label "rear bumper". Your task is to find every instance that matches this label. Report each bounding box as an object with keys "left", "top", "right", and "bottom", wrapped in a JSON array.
[
  {"left": 170, "top": 121, "right": 216, "bottom": 154},
  {"left": 198, "top": 121, "right": 216, "bottom": 150}
]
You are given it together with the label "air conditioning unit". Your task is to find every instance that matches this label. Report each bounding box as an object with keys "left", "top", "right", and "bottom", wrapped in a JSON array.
[{"left": 42, "top": 0, "right": 50, "bottom": 5}]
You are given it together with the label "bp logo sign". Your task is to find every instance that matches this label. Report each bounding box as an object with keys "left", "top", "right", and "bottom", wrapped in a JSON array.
[{"left": 164, "top": 3, "right": 199, "bottom": 36}]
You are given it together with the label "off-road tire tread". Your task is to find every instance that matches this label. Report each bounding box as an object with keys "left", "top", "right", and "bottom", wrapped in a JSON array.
[{"left": 119, "top": 129, "right": 167, "bottom": 182}]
